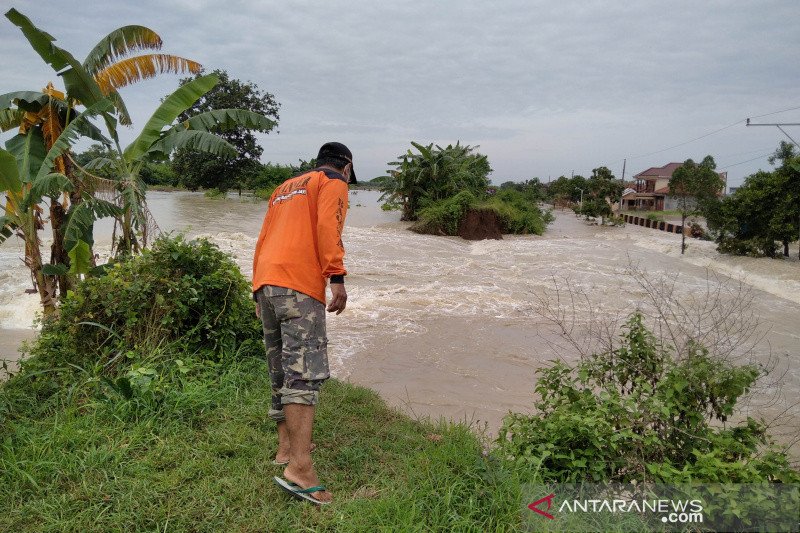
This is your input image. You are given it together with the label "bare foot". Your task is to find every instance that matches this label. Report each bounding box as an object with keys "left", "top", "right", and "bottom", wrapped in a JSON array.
[
  {"left": 283, "top": 461, "right": 332, "bottom": 503},
  {"left": 274, "top": 442, "right": 316, "bottom": 464}
]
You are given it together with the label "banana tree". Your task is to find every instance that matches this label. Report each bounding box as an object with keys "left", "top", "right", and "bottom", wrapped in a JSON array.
[
  {"left": 379, "top": 142, "right": 491, "bottom": 220},
  {"left": 5, "top": 8, "right": 201, "bottom": 126},
  {"left": 75, "top": 73, "right": 276, "bottom": 255},
  {"left": 0, "top": 99, "right": 121, "bottom": 314},
  {"left": 2, "top": 8, "right": 202, "bottom": 310}
]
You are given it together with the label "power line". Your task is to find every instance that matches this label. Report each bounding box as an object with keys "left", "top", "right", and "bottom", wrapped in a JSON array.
[
  {"left": 604, "top": 103, "right": 800, "bottom": 167},
  {"left": 626, "top": 120, "right": 744, "bottom": 161},
  {"left": 719, "top": 152, "right": 773, "bottom": 170},
  {"left": 747, "top": 104, "right": 800, "bottom": 120},
  {"left": 717, "top": 146, "right": 775, "bottom": 159}
]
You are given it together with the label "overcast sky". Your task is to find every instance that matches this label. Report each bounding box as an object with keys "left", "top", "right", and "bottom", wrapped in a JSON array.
[{"left": 3, "top": 1, "right": 799, "bottom": 187}]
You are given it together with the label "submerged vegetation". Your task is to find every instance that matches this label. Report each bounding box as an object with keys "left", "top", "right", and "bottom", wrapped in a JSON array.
[{"left": 378, "top": 142, "right": 553, "bottom": 238}]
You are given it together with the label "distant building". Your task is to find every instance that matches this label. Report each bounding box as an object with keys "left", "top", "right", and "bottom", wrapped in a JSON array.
[
  {"left": 728, "top": 186, "right": 739, "bottom": 195},
  {"left": 620, "top": 162, "right": 727, "bottom": 211}
]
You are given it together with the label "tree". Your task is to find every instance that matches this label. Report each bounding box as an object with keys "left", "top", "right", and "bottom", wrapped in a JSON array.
[
  {"left": 707, "top": 144, "right": 800, "bottom": 258},
  {"left": 171, "top": 69, "right": 280, "bottom": 192},
  {"left": 669, "top": 156, "right": 724, "bottom": 254},
  {"left": 88, "top": 74, "right": 276, "bottom": 255},
  {"left": 498, "top": 178, "right": 545, "bottom": 201},
  {"left": 378, "top": 142, "right": 491, "bottom": 220},
  {"left": 1, "top": 8, "right": 201, "bottom": 312},
  {"left": 547, "top": 175, "right": 587, "bottom": 206},
  {"left": 578, "top": 166, "right": 621, "bottom": 225}
]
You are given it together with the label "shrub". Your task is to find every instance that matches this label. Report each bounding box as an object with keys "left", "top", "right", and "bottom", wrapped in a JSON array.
[
  {"left": 140, "top": 162, "right": 179, "bottom": 187},
  {"left": 62, "top": 235, "right": 260, "bottom": 359},
  {"left": 645, "top": 212, "right": 664, "bottom": 222},
  {"left": 253, "top": 184, "right": 279, "bottom": 201},
  {"left": 479, "top": 189, "right": 553, "bottom": 234},
  {"left": 1, "top": 236, "right": 262, "bottom": 421},
  {"left": 497, "top": 312, "right": 799, "bottom": 484},
  {"left": 717, "top": 236, "right": 779, "bottom": 258},
  {"left": 410, "top": 190, "right": 476, "bottom": 235},
  {"left": 248, "top": 162, "right": 294, "bottom": 191},
  {"left": 410, "top": 189, "right": 553, "bottom": 237}
]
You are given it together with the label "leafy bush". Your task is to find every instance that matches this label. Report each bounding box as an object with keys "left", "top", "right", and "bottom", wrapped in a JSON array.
[
  {"left": 410, "top": 189, "right": 553, "bottom": 237},
  {"left": 497, "top": 312, "right": 798, "bottom": 484},
  {"left": 645, "top": 212, "right": 664, "bottom": 222},
  {"left": 62, "top": 235, "right": 260, "bottom": 358},
  {"left": 248, "top": 162, "right": 294, "bottom": 191},
  {"left": 140, "top": 162, "right": 179, "bottom": 187},
  {"left": 479, "top": 188, "right": 553, "bottom": 234},
  {"left": 410, "top": 190, "right": 476, "bottom": 235},
  {"left": 253, "top": 184, "right": 279, "bottom": 200},
  {"left": 717, "top": 236, "right": 778, "bottom": 257},
  {"left": 1, "top": 236, "right": 262, "bottom": 421},
  {"left": 203, "top": 188, "right": 226, "bottom": 198}
]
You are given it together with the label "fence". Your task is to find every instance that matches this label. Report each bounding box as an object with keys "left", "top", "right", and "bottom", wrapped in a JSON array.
[{"left": 622, "top": 214, "right": 687, "bottom": 235}]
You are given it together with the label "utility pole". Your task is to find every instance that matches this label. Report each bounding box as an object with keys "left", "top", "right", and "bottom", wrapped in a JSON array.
[
  {"left": 617, "top": 158, "right": 627, "bottom": 214},
  {"left": 745, "top": 119, "right": 800, "bottom": 149}
]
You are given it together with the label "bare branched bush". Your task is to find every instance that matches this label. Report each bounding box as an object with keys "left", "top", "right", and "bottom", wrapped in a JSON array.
[{"left": 525, "top": 260, "right": 799, "bottom": 457}]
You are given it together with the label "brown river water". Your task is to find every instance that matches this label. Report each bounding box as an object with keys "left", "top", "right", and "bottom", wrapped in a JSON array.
[{"left": 1, "top": 190, "right": 798, "bottom": 452}]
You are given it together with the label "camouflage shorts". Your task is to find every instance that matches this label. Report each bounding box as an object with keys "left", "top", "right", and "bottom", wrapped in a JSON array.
[{"left": 256, "top": 285, "right": 329, "bottom": 422}]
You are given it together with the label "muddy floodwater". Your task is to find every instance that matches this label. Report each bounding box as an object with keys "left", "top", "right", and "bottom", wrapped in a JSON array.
[{"left": 2, "top": 190, "right": 799, "bottom": 451}]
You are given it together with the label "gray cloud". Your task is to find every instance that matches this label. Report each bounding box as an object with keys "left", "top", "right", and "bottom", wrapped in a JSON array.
[{"left": 2, "top": 0, "right": 798, "bottom": 185}]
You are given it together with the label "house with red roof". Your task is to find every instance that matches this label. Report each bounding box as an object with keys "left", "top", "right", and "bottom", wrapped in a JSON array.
[{"left": 621, "top": 162, "right": 727, "bottom": 211}]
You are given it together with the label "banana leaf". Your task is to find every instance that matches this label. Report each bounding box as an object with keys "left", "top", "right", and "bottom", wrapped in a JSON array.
[
  {"left": 171, "top": 108, "right": 276, "bottom": 134},
  {"left": 146, "top": 130, "right": 236, "bottom": 159},
  {"left": 0, "top": 147, "right": 22, "bottom": 193},
  {"left": 83, "top": 25, "right": 163, "bottom": 75},
  {"left": 5, "top": 129, "right": 46, "bottom": 184},
  {"left": 0, "top": 215, "right": 18, "bottom": 244},
  {"left": 5, "top": 9, "right": 105, "bottom": 107},
  {"left": 34, "top": 98, "right": 113, "bottom": 183},
  {"left": 123, "top": 74, "right": 218, "bottom": 163}
]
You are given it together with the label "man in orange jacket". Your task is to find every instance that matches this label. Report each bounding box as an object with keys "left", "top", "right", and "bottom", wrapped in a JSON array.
[{"left": 253, "top": 142, "right": 355, "bottom": 505}]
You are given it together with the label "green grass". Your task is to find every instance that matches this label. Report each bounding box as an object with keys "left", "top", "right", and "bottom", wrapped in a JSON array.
[{"left": 1, "top": 359, "right": 525, "bottom": 532}]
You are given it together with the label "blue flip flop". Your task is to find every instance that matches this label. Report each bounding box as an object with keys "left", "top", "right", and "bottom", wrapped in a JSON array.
[{"left": 273, "top": 476, "right": 330, "bottom": 505}]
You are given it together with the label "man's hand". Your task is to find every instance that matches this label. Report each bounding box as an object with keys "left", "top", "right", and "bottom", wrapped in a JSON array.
[{"left": 327, "top": 283, "right": 347, "bottom": 315}]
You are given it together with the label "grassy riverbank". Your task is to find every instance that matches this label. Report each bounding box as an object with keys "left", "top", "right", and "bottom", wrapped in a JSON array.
[
  {"left": 1, "top": 368, "right": 522, "bottom": 531},
  {"left": 0, "top": 236, "right": 523, "bottom": 531}
]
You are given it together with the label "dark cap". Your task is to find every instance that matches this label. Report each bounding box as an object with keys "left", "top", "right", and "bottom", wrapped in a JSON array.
[{"left": 317, "top": 142, "right": 357, "bottom": 184}]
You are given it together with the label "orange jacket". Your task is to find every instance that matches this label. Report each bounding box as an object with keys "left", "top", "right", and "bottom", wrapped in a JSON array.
[{"left": 252, "top": 168, "right": 349, "bottom": 303}]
